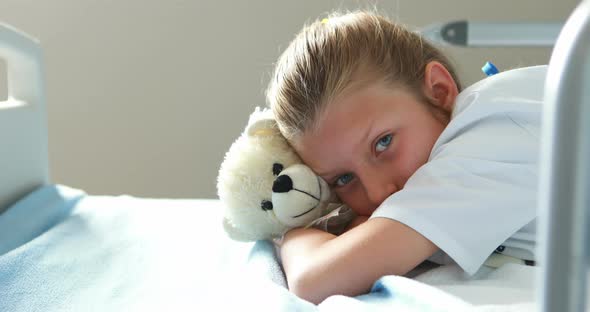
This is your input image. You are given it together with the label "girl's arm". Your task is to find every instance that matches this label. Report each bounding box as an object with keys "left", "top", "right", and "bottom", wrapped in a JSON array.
[{"left": 280, "top": 217, "right": 438, "bottom": 304}]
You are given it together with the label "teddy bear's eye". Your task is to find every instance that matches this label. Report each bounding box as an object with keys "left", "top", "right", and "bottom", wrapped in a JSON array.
[
  {"left": 272, "top": 163, "right": 284, "bottom": 176},
  {"left": 261, "top": 200, "right": 273, "bottom": 211}
]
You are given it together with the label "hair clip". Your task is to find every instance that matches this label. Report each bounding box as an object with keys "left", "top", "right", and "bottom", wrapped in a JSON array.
[{"left": 321, "top": 18, "right": 329, "bottom": 24}]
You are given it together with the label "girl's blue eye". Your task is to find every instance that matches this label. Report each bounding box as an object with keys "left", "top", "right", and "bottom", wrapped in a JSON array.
[
  {"left": 375, "top": 134, "right": 393, "bottom": 152},
  {"left": 335, "top": 173, "right": 354, "bottom": 187}
]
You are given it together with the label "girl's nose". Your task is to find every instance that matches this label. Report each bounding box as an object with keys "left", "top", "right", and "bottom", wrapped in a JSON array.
[
  {"left": 362, "top": 173, "right": 397, "bottom": 208},
  {"left": 366, "top": 182, "right": 396, "bottom": 208}
]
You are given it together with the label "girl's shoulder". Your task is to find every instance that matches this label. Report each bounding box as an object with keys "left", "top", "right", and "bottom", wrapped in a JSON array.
[
  {"left": 452, "top": 65, "right": 547, "bottom": 119},
  {"left": 429, "top": 66, "right": 545, "bottom": 162}
]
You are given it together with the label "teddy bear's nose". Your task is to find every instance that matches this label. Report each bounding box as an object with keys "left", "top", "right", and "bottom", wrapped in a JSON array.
[{"left": 273, "top": 175, "right": 293, "bottom": 193}]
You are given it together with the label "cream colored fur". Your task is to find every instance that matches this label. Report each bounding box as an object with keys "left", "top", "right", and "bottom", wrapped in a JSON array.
[{"left": 217, "top": 107, "right": 333, "bottom": 241}]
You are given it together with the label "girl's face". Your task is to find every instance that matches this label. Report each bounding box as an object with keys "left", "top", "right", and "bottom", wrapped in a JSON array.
[{"left": 293, "top": 83, "right": 451, "bottom": 216}]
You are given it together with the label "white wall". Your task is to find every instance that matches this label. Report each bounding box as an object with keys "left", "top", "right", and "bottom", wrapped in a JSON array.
[{"left": 0, "top": 0, "right": 578, "bottom": 199}]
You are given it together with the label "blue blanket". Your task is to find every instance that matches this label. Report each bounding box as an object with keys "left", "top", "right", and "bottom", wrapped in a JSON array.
[{"left": 0, "top": 185, "right": 472, "bottom": 311}]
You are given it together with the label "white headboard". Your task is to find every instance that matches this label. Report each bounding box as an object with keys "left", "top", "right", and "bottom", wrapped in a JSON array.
[{"left": 0, "top": 23, "right": 48, "bottom": 214}]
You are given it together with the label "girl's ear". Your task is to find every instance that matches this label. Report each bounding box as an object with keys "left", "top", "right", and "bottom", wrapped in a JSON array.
[{"left": 422, "top": 61, "right": 459, "bottom": 113}]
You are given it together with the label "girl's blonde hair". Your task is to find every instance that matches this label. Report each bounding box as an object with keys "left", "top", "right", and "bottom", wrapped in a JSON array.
[{"left": 266, "top": 11, "right": 461, "bottom": 141}]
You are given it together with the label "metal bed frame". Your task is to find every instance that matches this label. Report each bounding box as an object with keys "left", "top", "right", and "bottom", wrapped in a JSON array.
[{"left": 538, "top": 0, "right": 590, "bottom": 311}]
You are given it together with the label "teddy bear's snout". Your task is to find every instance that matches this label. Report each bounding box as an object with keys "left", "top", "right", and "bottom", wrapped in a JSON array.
[{"left": 272, "top": 175, "right": 293, "bottom": 193}]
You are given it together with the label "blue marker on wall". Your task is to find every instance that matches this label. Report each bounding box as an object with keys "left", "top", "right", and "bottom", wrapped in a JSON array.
[{"left": 482, "top": 61, "right": 499, "bottom": 76}]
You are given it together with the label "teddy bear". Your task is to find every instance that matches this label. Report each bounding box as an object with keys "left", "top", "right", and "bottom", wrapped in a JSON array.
[{"left": 217, "top": 107, "right": 354, "bottom": 242}]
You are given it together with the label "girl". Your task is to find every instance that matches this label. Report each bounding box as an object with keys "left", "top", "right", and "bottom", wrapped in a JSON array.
[{"left": 266, "top": 11, "right": 541, "bottom": 304}]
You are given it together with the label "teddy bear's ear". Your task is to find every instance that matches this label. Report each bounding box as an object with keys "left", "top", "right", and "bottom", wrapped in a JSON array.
[
  {"left": 222, "top": 217, "right": 259, "bottom": 242},
  {"left": 246, "top": 107, "right": 279, "bottom": 138}
]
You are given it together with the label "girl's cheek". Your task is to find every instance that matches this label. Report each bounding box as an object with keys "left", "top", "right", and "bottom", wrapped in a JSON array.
[
  {"left": 335, "top": 188, "right": 353, "bottom": 205},
  {"left": 334, "top": 188, "right": 348, "bottom": 202},
  {"left": 336, "top": 187, "right": 366, "bottom": 215}
]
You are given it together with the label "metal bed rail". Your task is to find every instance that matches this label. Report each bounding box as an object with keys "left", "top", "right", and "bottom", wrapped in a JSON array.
[{"left": 538, "top": 0, "right": 590, "bottom": 311}]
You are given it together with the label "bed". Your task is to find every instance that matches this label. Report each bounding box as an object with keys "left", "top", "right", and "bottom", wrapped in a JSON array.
[{"left": 1, "top": 1, "right": 588, "bottom": 311}]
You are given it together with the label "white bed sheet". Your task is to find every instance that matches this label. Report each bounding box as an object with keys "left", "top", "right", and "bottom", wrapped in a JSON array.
[
  {"left": 0, "top": 184, "right": 554, "bottom": 311},
  {"left": 0, "top": 185, "right": 286, "bottom": 311}
]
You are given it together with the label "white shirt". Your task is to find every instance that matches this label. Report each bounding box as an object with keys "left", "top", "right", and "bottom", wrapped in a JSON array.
[{"left": 370, "top": 65, "right": 545, "bottom": 275}]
